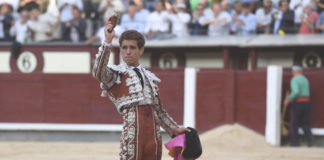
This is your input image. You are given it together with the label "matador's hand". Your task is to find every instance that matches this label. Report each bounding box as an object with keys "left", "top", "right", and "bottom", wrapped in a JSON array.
[{"left": 172, "top": 127, "right": 191, "bottom": 138}]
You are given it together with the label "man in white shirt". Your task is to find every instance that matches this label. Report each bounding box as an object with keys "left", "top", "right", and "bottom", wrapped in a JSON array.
[
  {"left": 28, "top": 7, "right": 60, "bottom": 42},
  {"left": 145, "top": 1, "right": 169, "bottom": 35},
  {"left": 166, "top": 3, "right": 191, "bottom": 37},
  {"left": 98, "top": 0, "right": 125, "bottom": 19},
  {"left": 10, "top": 8, "right": 31, "bottom": 43},
  {"left": 256, "top": 0, "right": 277, "bottom": 34},
  {"left": 233, "top": 2, "right": 257, "bottom": 35},
  {"left": 199, "top": 3, "right": 232, "bottom": 36},
  {"left": 289, "top": 0, "right": 311, "bottom": 29},
  {"left": 58, "top": 0, "right": 83, "bottom": 41},
  {"left": 120, "top": 2, "right": 144, "bottom": 34}
]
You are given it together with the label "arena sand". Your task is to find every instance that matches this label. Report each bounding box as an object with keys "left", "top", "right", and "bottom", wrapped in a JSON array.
[{"left": 0, "top": 124, "right": 323, "bottom": 160}]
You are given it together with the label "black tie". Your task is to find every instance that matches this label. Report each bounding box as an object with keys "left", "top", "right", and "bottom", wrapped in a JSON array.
[{"left": 133, "top": 68, "right": 144, "bottom": 87}]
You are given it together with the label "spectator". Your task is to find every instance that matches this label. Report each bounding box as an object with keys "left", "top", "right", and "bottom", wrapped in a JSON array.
[
  {"left": 316, "top": 9, "right": 324, "bottom": 33},
  {"left": 98, "top": 0, "right": 125, "bottom": 19},
  {"left": 289, "top": 0, "right": 311, "bottom": 31},
  {"left": 189, "top": 3, "right": 208, "bottom": 35},
  {"left": 299, "top": 4, "right": 319, "bottom": 34},
  {"left": 63, "top": 7, "right": 87, "bottom": 42},
  {"left": 120, "top": 2, "right": 144, "bottom": 34},
  {"left": 256, "top": 0, "right": 277, "bottom": 34},
  {"left": 199, "top": 3, "right": 232, "bottom": 36},
  {"left": 166, "top": 3, "right": 191, "bottom": 37},
  {"left": 201, "top": 0, "right": 213, "bottom": 17},
  {"left": 134, "top": 0, "right": 150, "bottom": 27},
  {"left": 0, "top": 3, "right": 14, "bottom": 41},
  {"left": 230, "top": 0, "right": 242, "bottom": 34},
  {"left": 10, "top": 8, "right": 31, "bottom": 43},
  {"left": 221, "top": 0, "right": 230, "bottom": 13},
  {"left": 85, "top": 26, "right": 104, "bottom": 45},
  {"left": 19, "top": 0, "right": 41, "bottom": 10},
  {"left": 83, "top": 0, "right": 101, "bottom": 37},
  {"left": 58, "top": 0, "right": 83, "bottom": 40},
  {"left": 315, "top": 0, "right": 324, "bottom": 14},
  {"left": 145, "top": 1, "right": 169, "bottom": 36},
  {"left": 271, "top": 0, "right": 295, "bottom": 34},
  {"left": 28, "top": 6, "right": 60, "bottom": 42},
  {"left": 232, "top": 2, "right": 257, "bottom": 35}
]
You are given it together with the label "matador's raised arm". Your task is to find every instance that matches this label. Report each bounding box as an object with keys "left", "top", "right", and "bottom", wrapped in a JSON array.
[{"left": 92, "top": 44, "right": 116, "bottom": 85}]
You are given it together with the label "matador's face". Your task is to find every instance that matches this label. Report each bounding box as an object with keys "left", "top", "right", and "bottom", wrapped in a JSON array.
[{"left": 120, "top": 40, "right": 144, "bottom": 67}]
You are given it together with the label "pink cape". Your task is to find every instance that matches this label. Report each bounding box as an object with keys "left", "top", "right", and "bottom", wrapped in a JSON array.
[{"left": 164, "top": 134, "right": 194, "bottom": 160}]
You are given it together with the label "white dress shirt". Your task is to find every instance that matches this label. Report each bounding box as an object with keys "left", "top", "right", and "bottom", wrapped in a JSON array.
[
  {"left": 145, "top": 11, "right": 169, "bottom": 34},
  {"left": 199, "top": 11, "right": 232, "bottom": 36},
  {"left": 256, "top": 8, "right": 277, "bottom": 26},
  {"left": 166, "top": 12, "right": 191, "bottom": 37},
  {"left": 120, "top": 13, "right": 145, "bottom": 34},
  {"left": 58, "top": 0, "right": 83, "bottom": 22},
  {"left": 289, "top": 0, "right": 311, "bottom": 23}
]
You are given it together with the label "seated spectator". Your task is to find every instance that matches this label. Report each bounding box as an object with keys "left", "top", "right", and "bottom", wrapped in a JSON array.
[
  {"left": 98, "top": 0, "right": 125, "bottom": 19},
  {"left": 0, "top": 3, "right": 14, "bottom": 41},
  {"left": 10, "top": 8, "right": 31, "bottom": 43},
  {"left": 145, "top": 1, "right": 169, "bottom": 36},
  {"left": 289, "top": 0, "right": 311, "bottom": 31},
  {"left": 166, "top": 2, "right": 191, "bottom": 37},
  {"left": 316, "top": 10, "right": 324, "bottom": 34},
  {"left": 58, "top": 0, "right": 83, "bottom": 40},
  {"left": 63, "top": 7, "right": 87, "bottom": 42},
  {"left": 299, "top": 4, "right": 319, "bottom": 34},
  {"left": 199, "top": 3, "right": 232, "bottom": 36},
  {"left": 201, "top": 0, "right": 213, "bottom": 17},
  {"left": 232, "top": 3, "right": 256, "bottom": 35},
  {"left": 28, "top": 6, "right": 60, "bottom": 42},
  {"left": 120, "top": 2, "right": 144, "bottom": 34},
  {"left": 271, "top": 0, "right": 295, "bottom": 34},
  {"left": 189, "top": 3, "right": 208, "bottom": 35},
  {"left": 256, "top": 0, "right": 277, "bottom": 34},
  {"left": 19, "top": 0, "right": 41, "bottom": 10}
]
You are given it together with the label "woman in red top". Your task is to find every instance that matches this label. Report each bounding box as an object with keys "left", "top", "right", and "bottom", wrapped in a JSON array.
[{"left": 299, "top": 4, "right": 319, "bottom": 34}]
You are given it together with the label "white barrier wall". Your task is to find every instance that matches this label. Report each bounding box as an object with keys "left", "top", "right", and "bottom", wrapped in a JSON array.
[
  {"left": 183, "top": 68, "right": 197, "bottom": 128},
  {"left": 266, "top": 65, "right": 283, "bottom": 146}
]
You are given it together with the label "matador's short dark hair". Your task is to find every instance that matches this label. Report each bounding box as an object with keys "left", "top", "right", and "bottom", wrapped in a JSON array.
[{"left": 119, "top": 30, "right": 145, "bottom": 49}]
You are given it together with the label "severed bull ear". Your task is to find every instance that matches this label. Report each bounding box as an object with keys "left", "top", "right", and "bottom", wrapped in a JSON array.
[{"left": 107, "top": 13, "right": 120, "bottom": 33}]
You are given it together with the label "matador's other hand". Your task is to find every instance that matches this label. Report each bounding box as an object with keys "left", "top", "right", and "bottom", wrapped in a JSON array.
[{"left": 172, "top": 127, "right": 191, "bottom": 138}]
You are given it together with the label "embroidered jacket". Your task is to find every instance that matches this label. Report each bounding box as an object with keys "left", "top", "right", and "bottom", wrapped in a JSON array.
[{"left": 92, "top": 43, "right": 179, "bottom": 136}]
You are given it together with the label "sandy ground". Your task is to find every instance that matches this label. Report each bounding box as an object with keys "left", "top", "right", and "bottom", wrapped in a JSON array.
[{"left": 0, "top": 124, "right": 323, "bottom": 160}]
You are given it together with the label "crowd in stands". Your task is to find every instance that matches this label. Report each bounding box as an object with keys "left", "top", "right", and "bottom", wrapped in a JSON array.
[{"left": 0, "top": 0, "right": 324, "bottom": 45}]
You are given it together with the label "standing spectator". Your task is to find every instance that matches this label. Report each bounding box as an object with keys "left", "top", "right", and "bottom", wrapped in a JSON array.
[
  {"left": 98, "top": 0, "right": 125, "bottom": 19},
  {"left": 120, "top": 2, "right": 144, "bottom": 34},
  {"left": 289, "top": 0, "right": 311, "bottom": 31},
  {"left": 166, "top": 3, "right": 191, "bottom": 37},
  {"left": 284, "top": 65, "right": 313, "bottom": 147},
  {"left": 58, "top": 0, "right": 83, "bottom": 40},
  {"left": 199, "top": 3, "right": 232, "bottom": 36},
  {"left": 299, "top": 4, "right": 319, "bottom": 34},
  {"left": 10, "top": 8, "right": 31, "bottom": 43},
  {"left": 271, "top": 0, "right": 295, "bottom": 34},
  {"left": 145, "top": 1, "right": 169, "bottom": 36},
  {"left": 63, "top": 7, "right": 87, "bottom": 42},
  {"left": 316, "top": 9, "right": 324, "bottom": 33},
  {"left": 0, "top": 3, "right": 14, "bottom": 41},
  {"left": 256, "top": 0, "right": 277, "bottom": 34},
  {"left": 28, "top": 6, "right": 60, "bottom": 42},
  {"left": 83, "top": 0, "right": 101, "bottom": 37},
  {"left": 189, "top": 3, "right": 208, "bottom": 35},
  {"left": 233, "top": 3, "right": 256, "bottom": 35}
]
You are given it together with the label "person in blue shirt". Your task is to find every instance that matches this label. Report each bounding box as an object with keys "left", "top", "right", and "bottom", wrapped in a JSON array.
[{"left": 232, "top": 2, "right": 257, "bottom": 35}]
